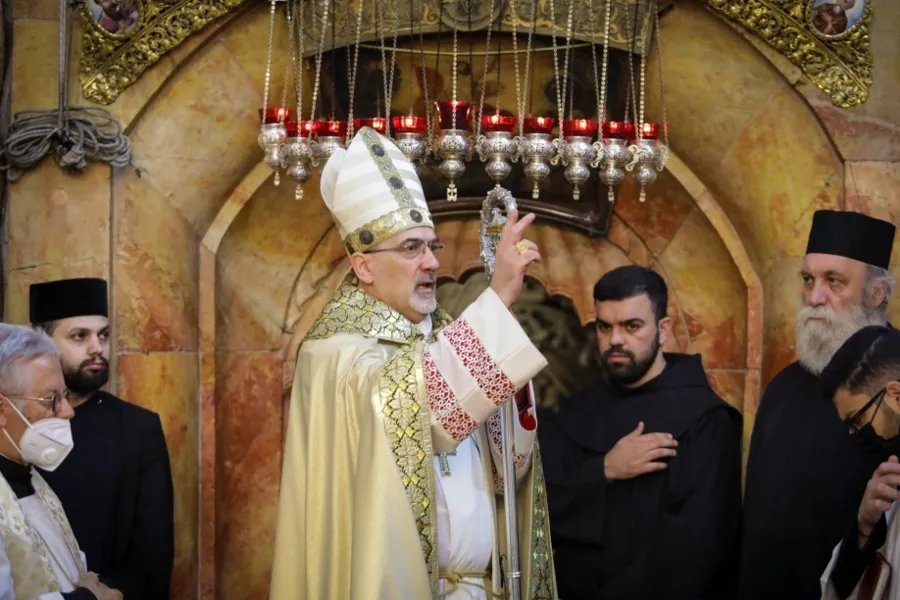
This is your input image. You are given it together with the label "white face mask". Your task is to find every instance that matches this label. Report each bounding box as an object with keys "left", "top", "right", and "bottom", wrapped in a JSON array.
[{"left": 2, "top": 399, "right": 74, "bottom": 472}]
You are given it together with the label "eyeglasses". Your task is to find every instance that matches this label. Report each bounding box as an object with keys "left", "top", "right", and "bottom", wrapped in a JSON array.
[
  {"left": 4, "top": 390, "right": 70, "bottom": 414},
  {"left": 845, "top": 388, "right": 887, "bottom": 433},
  {"left": 364, "top": 239, "right": 446, "bottom": 260}
]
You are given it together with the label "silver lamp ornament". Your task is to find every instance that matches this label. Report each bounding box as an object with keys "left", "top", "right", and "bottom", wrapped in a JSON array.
[
  {"left": 312, "top": 120, "right": 347, "bottom": 163},
  {"left": 435, "top": 101, "right": 472, "bottom": 202},
  {"left": 518, "top": 117, "right": 556, "bottom": 200},
  {"left": 391, "top": 116, "right": 428, "bottom": 170},
  {"left": 477, "top": 114, "right": 518, "bottom": 187},
  {"left": 258, "top": 107, "right": 292, "bottom": 186},
  {"left": 627, "top": 123, "right": 667, "bottom": 203},
  {"left": 598, "top": 121, "right": 635, "bottom": 204},
  {"left": 281, "top": 121, "right": 318, "bottom": 201},
  {"left": 557, "top": 119, "right": 598, "bottom": 201}
]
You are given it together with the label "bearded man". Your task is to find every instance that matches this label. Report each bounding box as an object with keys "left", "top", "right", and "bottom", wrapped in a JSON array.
[
  {"left": 30, "top": 278, "right": 174, "bottom": 600},
  {"left": 270, "top": 128, "right": 555, "bottom": 599},
  {"left": 738, "top": 210, "right": 896, "bottom": 600},
  {"left": 539, "top": 265, "right": 743, "bottom": 599}
]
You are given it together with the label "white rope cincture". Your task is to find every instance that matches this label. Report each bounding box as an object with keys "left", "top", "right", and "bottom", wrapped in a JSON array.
[{"left": 0, "top": 0, "right": 131, "bottom": 181}]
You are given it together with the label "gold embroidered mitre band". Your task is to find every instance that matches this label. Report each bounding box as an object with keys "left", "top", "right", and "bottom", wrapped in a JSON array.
[{"left": 320, "top": 127, "right": 433, "bottom": 254}]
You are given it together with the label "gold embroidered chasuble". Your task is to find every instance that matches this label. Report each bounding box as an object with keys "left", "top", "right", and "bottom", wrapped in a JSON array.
[
  {"left": 0, "top": 469, "right": 86, "bottom": 599},
  {"left": 270, "top": 279, "right": 558, "bottom": 599}
]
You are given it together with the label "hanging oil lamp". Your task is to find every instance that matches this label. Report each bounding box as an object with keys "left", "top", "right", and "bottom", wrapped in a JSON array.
[
  {"left": 312, "top": 120, "right": 347, "bottom": 162},
  {"left": 392, "top": 115, "right": 428, "bottom": 169},
  {"left": 560, "top": 119, "right": 597, "bottom": 201},
  {"left": 281, "top": 120, "right": 320, "bottom": 201},
  {"left": 354, "top": 117, "right": 388, "bottom": 136},
  {"left": 258, "top": 107, "right": 292, "bottom": 185},
  {"left": 598, "top": 121, "right": 634, "bottom": 204},
  {"left": 520, "top": 117, "right": 556, "bottom": 200},
  {"left": 477, "top": 114, "right": 518, "bottom": 187},
  {"left": 627, "top": 122, "right": 662, "bottom": 202},
  {"left": 435, "top": 100, "right": 471, "bottom": 202}
]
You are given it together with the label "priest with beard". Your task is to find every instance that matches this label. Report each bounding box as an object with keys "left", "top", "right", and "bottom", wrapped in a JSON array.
[
  {"left": 539, "top": 265, "right": 743, "bottom": 599},
  {"left": 738, "top": 210, "right": 896, "bottom": 600},
  {"left": 29, "top": 278, "right": 174, "bottom": 600}
]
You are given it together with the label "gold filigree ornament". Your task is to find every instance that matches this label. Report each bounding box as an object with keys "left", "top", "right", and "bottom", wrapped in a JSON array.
[
  {"left": 707, "top": 0, "right": 873, "bottom": 108},
  {"left": 78, "top": 0, "right": 247, "bottom": 105}
]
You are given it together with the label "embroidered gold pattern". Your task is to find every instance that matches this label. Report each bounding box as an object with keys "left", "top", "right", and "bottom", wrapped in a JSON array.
[
  {"left": 305, "top": 277, "right": 450, "bottom": 593},
  {"left": 707, "top": 0, "right": 873, "bottom": 108},
  {"left": 528, "top": 444, "right": 557, "bottom": 599},
  {"left": 345, "top": 207, "right": 435, "bottom": 254}
]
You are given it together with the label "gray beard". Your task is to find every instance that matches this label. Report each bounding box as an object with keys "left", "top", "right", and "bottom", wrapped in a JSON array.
[
  {"left": 795, "top": 303, "right": 885, "bottom": 375},
  {"left": 409, "top": 292, "right": 437, "bottom": 316}
]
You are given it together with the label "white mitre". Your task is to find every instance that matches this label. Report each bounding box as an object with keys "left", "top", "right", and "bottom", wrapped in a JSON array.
[{"left": 320, "top": 127, "right": 433, "bottom": 253}]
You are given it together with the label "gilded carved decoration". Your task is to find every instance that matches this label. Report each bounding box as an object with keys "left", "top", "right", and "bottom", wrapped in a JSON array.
[
  {"left": 707, "top": 0, "right": 873, "bottom": 107},
  {"left": 79, "top": 0, "right": 654, "bottom": 105},
  {"left": 79, "top": 0, "right": 247, "bottom": 105}
]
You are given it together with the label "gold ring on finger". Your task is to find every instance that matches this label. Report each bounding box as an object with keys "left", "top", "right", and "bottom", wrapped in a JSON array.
[{"left": 515, "top": 241, "right": 530, "bottom": 255}]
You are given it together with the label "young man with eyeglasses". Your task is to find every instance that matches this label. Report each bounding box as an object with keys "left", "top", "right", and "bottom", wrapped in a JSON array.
[
  {"left": 819, "top": 325, "right": 900, "bottom": 599},
  {"left": 270, "top": 127, "right": 554, "bottom": 599},
  {"left": 29, "top": 278, "right": 173, "bottom": 600},
  {"left": 0, "top": 323, "right": 122, "bottom": 600}
]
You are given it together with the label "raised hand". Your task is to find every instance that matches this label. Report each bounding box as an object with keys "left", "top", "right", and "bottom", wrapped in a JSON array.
[
  {"left": 489, "top": 210, "right": 541, "bottom": 307},
  {"left": 604, "top": 421, "right": 678, "bottom": 481}
]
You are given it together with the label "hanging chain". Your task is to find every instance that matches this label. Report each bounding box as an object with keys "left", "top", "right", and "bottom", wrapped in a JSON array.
[
  {"left": 654, "top": 0, "right": 669, "bottom": 149},
  {"left": 509, "top": 0, "right": 524, "bottom": 134},
  {"left": 560, "top": 0, "right": 576, "bottom": 122},
  {"left": 548, "top": 0, "right": 563, "bottom": 138},
  {"left": 345, "top": 0, "right": 366, "bottom": 140},
  {"left": 589, "top": 0, "right": 602, "bottom": 127},
  {"left": 624, "top": 0, "right": 638, "bottom": 125},
  {"left": 419, "top": 5, "right": 432, "bottom": 146},
  {"left": 376, "top": 0, "right": 388, "bottom": 119},
  {"left": 261, "top": 0, "right": 278, "bottom": 123},
  {"left": 637, "top": 0, "right": 648, "bottom": 136},
  {"left": 525, "top": 0, "right": 538, "bottom": 116},
  {"left": 294, "top": 0, "right": 305, "bottom": 121},
  {"left": 451, "top": 8, "right": 459, "bottom": 131},
  {"left": 474, "top": 0, "right": 496, "bottom": 140},
  {"left": 600, "top": 0, "right": 612, "bottom": 123},
  {"left": 385, "top": 0, "right": 400, "bottom": 137},
  {"left": 285, "top": 2, "right": 296, "bottom": 114},
  {"left": 308, "top": 0, "right": 331, "bottom": 122},
  {"left": 280, "top": 7, "right": 291, "bottom": 117}
]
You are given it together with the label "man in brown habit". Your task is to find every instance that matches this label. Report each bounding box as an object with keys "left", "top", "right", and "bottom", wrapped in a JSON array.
[
  {"left": 30, "top": 278, "right": 174, "bottom": 600},
  {"left": 739, "top": 210, "right": 896, "bottom": 599}
]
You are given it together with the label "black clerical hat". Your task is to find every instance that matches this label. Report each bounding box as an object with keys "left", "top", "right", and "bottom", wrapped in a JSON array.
[
  {"left": 29, "top": 278, "right": 108, "bottom": 323},
  {"left": 806, "top": 210, "right": 895, "bottom": 269}
]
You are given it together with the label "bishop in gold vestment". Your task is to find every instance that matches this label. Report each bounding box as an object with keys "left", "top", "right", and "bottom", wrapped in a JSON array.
[{"left": 270, "top": 127, "right": 557, "bottom": 599}]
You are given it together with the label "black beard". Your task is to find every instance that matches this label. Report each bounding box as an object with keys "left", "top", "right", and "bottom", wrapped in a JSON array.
[
  {"left": 601, "top": 333, "right": 660, "bottom": 385},
  {"left": 63, "top": 359, "right": 110, "bottom": 395}
]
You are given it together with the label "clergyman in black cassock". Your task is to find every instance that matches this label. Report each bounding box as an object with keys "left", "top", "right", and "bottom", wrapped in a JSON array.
[
  {"left": 540, "top": 266, "right": 743, "bottom": 599},
  {"left": 29, "top": 278, "right": 175, "bottom": 600},
  {"left": 738, "top": 210, "right": 896, "bottom": 600}
]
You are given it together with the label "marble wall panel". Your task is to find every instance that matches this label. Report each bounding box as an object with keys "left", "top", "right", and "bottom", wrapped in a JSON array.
[
  {"left": 117, "top": 352, "right": 199, "bottom": 600},
  {"left": 613, "top": 172, "right": 696, "bottom": 257},
  {"left": 115, "top": 170, "right": 199, "bottom": 352},
  {"left": 215, "top": 352, "right": 283, "bottom": 600},
  {"left": 715, "top": 89, "right": 843, "bottom": 267},
  {"left": 657, "top": 208, "right": 747, "bottom": 368},
  {"left": 762, "top": 258, "right": 804, "bottom": 386},
  {"left": 128, "top": 42, "right": 263, "bottom": 235},
  {"left": 706, "top": 370, "right": 746, "bottom": 412},
  {"left": 216, "top": 177, "right": 339, "bottom": 351},
  {"left": 9, "top": 160, "right": 111, "bottom": 271}
]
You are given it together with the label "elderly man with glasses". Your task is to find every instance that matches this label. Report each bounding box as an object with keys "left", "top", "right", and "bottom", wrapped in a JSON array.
[
  {"left": 0, "top": 323, "right": 121, "bottom": 600},
  {"left": 270, "top": 127, "right": 555, "bottom": 600}
]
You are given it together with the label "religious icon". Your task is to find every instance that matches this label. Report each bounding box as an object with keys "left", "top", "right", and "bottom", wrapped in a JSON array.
[
  {"left": 86, "top": 0, "right": 140, "bottom": 36},
  {"left": 808, "top": 0, "right": 865, "bottom": 37}
]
